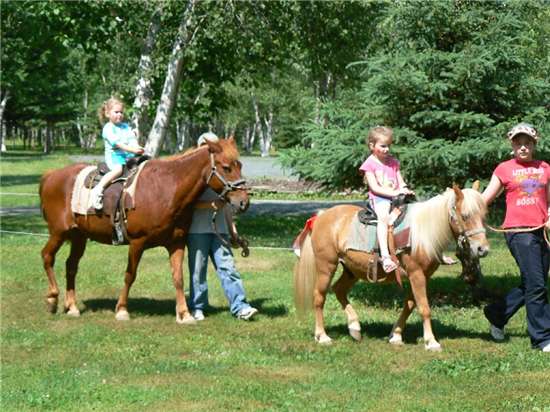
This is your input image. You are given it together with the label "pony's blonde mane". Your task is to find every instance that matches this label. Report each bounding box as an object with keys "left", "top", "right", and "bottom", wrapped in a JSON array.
[
  {"left": 161, "top": 139, "right": 239, "bottom": 162},
  {"left": 410, "top": 188, "right": 486, "bottom": 261}
]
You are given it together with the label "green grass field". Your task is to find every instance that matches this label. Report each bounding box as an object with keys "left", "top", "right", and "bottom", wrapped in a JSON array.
[{"left": 1, "top": 150, "right": 549, "bottom": 411}]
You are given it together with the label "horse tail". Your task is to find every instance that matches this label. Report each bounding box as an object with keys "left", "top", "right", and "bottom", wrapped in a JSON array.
[
  {"left": 38, "top": 170, "right": 53, "bottom": 220},
  {"left": 293, "top": 232, "right": 316, "bottom": 315}
]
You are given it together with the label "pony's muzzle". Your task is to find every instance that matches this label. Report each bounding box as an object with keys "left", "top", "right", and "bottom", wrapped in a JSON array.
[{"left": 472, "top": 242, "right": 489, "bottom": 258}]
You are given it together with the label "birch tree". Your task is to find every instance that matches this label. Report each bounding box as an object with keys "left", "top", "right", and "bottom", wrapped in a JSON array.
[
  {"left": 0, "top": 91, "right": 9, "bottom": 152},
  {"left": 132, "top": 5, "right": 163, "bottom": 144},
  {"left": 145, "top": 0, "right": 197, "bottom": 158}
]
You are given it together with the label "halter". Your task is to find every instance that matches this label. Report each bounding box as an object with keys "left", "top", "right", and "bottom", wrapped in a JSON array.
[
  {"left": 448, "top": 197, "right": 486, "bottom": 244},
  {"left": 206, "top": 153, "right": 247, "bottom": 200}
]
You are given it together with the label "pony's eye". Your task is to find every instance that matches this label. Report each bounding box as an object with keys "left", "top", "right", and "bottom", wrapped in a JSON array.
[{"left": 223, "top": 166, "right": 231, "bottom": 173}]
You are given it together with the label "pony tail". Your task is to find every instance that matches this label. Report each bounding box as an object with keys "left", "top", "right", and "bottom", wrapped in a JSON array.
[{"left": 293, "top": 233, "right": 316, "bottom": 315}]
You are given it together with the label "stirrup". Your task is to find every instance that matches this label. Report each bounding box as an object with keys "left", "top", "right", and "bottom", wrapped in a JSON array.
[{"left": 382, "top": 256, "right": 398, "bottom": 273}]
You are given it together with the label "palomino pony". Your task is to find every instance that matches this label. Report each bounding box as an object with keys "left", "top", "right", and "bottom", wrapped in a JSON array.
[
  {"left": 294, "top": 185, "right": 489, "bottom": 351},
  {"left": 39, "top": 137, "right": 248, "bottom": 324}
]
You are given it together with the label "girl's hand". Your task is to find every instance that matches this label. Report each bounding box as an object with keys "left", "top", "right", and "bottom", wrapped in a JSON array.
[{"left": 133, "top": 145, "right": 145, "bottom": 155}]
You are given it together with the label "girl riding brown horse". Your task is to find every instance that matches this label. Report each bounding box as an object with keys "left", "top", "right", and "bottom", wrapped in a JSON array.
[{"left": 39, "top": 137, "right": 249, "bottom": 324}]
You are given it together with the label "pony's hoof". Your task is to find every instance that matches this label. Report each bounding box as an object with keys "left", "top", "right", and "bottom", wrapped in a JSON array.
[
  {"left": 389, "top": 334, "right": 404, "bottom": 345},
  {"left": 115, "top": 310, "right": 130, "bottom": 321},
  {"left": 46, "top": 298, "right": 58, "bottom": 314},
  {"left": 176, "top": 314, "right": 196, "bottom": 325},
  {"left": 315, "top": 334, "right": 332, "bottom": 345},
  {"left": 66, "top": 307, "right": 80, "bottom": 317},
  {"left": 424, "top": 340, "right": 442, "bottom": 352},
  {"left": 348, "top": 322, "right": 362, "bottom": 341}
]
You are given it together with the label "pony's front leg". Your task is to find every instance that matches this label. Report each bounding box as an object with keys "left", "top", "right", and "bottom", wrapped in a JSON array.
[
  {"left": 115, "top": 240, "right": 145, "bottom": 321},
  {"left": 409, "top": 270, "right": 441, "bottom": 351},
  {"left": 332, "top": 267, "right": 361, "bottom": 341},
  {"left": 167, "top": 244, "right": 195, "bottom": 325},
  {"left": 389, "top": 292, "right": 415, "bottom": 345}
]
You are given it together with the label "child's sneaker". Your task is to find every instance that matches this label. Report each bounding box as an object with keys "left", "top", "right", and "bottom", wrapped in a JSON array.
[
  {"left": 237, "top": 307, "right": 258, "bottom": 320},
  {"left": 91, "top": 188, "right": 104, "bottom": 209}
]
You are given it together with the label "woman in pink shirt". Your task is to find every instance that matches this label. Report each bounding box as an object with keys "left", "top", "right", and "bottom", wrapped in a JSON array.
[
  {"left": 359, "top": 126, "right": 414, "bottom": 273},
  {"left": 482, "top": 123, "right": 550, "bottom": 352}
]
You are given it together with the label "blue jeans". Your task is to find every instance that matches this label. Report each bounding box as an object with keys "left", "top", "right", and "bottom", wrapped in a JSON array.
[
  {"left": 187, "top": 233, "right": 251, "bottom": 316},
  {"left": 484, "top": 229, "right": 550, "bottom": 349}
]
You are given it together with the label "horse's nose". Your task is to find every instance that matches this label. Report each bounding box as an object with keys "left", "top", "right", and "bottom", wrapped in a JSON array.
[
  {"left": 477, "top": 245, "right": 489, "bottom": 258},
  {"left": 239, "top": 199, "right": 249, "bottom": 212}
]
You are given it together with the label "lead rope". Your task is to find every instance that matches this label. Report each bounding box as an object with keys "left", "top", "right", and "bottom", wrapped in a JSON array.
[{"left": 486, "top": 223, "right": 550, "bottom": 247}]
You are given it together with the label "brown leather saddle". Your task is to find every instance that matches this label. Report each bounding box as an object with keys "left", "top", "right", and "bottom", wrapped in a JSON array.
[{"left": 84, "top": 155, "right": 149, "bottom": 245}]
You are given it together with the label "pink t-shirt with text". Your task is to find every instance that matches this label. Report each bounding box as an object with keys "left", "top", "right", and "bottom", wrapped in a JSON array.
[
  {"left": 359, "top": 154, "right": 401, "bottom": 201},
  {"left": 494, "top": 159, "right": 549, "bottom": 228}
]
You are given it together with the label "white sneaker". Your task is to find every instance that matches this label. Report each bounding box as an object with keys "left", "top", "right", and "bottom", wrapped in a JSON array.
[
  {"left": 489, "top": 324, "right": 505, "bottom": 341},
  {"left": 90, "top": 188, "right": 104, "bottom": 209},
  {"left": 192, "top": 310, "right": 205, "bottom": 321},
  {"left": 542, "top": 342, "right": 550, "bottom": 352},
  {"left": 237, "top": 306, "right": 258, "bottom": 320}
]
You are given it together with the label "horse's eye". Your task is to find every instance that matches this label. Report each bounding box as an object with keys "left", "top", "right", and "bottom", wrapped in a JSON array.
[{"left": 223, "top": 166, "right": 231, "bottom": 173}]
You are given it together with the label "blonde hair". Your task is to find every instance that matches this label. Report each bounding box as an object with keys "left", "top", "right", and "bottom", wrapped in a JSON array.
[
  {"left": 97, "top": 97, "right": 124, "bottom": 124},
  {"left": 367, "top": 126, "right": 393, "bottom": 148}
]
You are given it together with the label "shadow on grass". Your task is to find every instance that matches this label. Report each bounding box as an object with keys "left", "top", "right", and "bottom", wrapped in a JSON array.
[
  {"left": 82, "top": 296, "right": 290, "bottom": 318},
  {"left": 347, "top": 275, "right": 515, "bottom": 309},
  {"left": 324, "top": 318, "right": 520, "bottom": 343}
]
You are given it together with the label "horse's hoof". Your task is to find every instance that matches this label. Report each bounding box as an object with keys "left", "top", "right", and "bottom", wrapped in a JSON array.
[
  {"left": 348, "top": 322, "right": 362, "bottom": 341},
  {"left": 424, "top": 341, "right": 442, "bottom": 352},
  {"left": 46, "top": 298, "right": 58, "bottom": 314},
  {"left": 315, "top": 334, "right": 332, "bottom": 345},
  {"left": 176, "top": 314, "right": 196, "bottom": 325},
  {"left": 389, "top": 334, "right": 404, "bottom": 345},
  {"left": 115, "top": 310, "right": 130, "bottom": 321},
  {"left": 66, "top": 307, "right": 80, "bottom": 317}
]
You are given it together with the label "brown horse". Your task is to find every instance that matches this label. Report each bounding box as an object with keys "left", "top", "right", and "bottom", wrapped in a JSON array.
[
  {"left": 39, "top": 137, "right": 249, "bottom": 324},
  {"left": 294, "top": 185, "right": 489, "bottom": 351}
]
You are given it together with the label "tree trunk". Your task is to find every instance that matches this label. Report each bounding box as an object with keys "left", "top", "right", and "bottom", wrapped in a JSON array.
[
  {"left": 145, "top": 0, "right": 196, "bottom": 158},
  {"left": 132, "top": 5, "right": 162, "bottom": 145},
  {"left": 252, "top": 94, "right": 264, "bottom": 154},
  {"left": 260, "top": 109, "right": 273, "bottom": 157},
  {"left": 0, "top": 91, "right": 9, "bottom": 152}
]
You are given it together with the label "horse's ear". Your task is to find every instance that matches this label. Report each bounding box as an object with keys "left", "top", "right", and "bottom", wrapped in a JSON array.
[
  {"left": 472, "top": 180, "right": 480, "bottom": 192},
  {"left": 452, "top": 183, "right": 464, "bottom": 202},
  {"left": 227, "top": 134, "right": 235, "bottom": 143},
  {"left": 205, "top": 139, "right": 222, "bottom": 153}
]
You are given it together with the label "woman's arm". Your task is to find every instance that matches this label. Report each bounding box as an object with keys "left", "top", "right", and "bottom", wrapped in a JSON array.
[{"left": 481, "top": 174, "right": 503, "bottom": 206}]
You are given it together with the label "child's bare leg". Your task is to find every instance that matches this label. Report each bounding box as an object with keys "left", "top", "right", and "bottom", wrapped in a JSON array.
[{"left": 374, "top": 201, "right": 396, "bottom": 273}]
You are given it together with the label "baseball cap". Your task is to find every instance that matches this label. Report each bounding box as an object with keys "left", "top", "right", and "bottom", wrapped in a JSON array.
[{"left": 507, "top": 123, "right": 539, "bottom": 142}]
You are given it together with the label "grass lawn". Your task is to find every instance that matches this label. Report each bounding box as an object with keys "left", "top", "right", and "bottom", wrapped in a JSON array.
[{"left": 1, "top": 150, "right": 549, "bottom": 411}]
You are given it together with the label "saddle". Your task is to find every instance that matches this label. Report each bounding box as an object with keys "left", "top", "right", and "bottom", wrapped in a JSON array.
[
  {"left": 357, "top": 193, "right": 415, "bottom": 286},
  {"left": 80, "top": 155, "right": 150, "bottom": 245}
]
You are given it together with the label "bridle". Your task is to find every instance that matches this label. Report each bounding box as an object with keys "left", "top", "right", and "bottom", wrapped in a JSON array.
[
  {"left": 206, "top": 153, "right": 247, "bottom": 200},
  {"left": 448, "top": 197, "right": 486, "bottom": 245},
  {"left": 205, "top": 152, "right": 250, "bottom": 257}
]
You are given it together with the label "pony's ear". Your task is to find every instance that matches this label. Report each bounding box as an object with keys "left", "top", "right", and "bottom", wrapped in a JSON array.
[
  {"left": 452, "top": 183, "right": 464, "bottom": 202},
  {"left": 227, "top": 135, "right": 235, "bottom": 143},
  {"left": 472, "top": 180, "right": 480, "bottom": 192}
]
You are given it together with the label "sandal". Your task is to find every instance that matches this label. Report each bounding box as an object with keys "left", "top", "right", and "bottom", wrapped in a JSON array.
[{"left": 382, "top": 256, "right": 398, "bottom": 273}]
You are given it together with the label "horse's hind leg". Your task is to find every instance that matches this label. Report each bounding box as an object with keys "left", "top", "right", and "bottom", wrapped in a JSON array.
[
  {"left": 313, "top": 257, "right": 338, "bottom": 344},
  {"left": 332, "top": 266, "right": 361, "bottom": 341},
  {"left": 115, "top": 240, "right": 145, "bottom": 321},
  {"left": 64, "top": 233, "right": 87, "bottom": 316},
  {"left": 42, "top": 234, "right": 65, "bottom": 313}
]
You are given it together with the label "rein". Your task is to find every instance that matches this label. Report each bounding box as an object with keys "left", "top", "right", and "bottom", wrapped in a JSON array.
[{"left": 487, "top": 223, "right": 550, "bottom": 247}]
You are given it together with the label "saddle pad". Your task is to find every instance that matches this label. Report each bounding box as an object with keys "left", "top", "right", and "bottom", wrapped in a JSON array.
[
  {"left": 346, "top": 207, "right": 412, "bottom": 253},
  {"left": 70, "top": 162, "right": 147, "bottom": 215}
]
